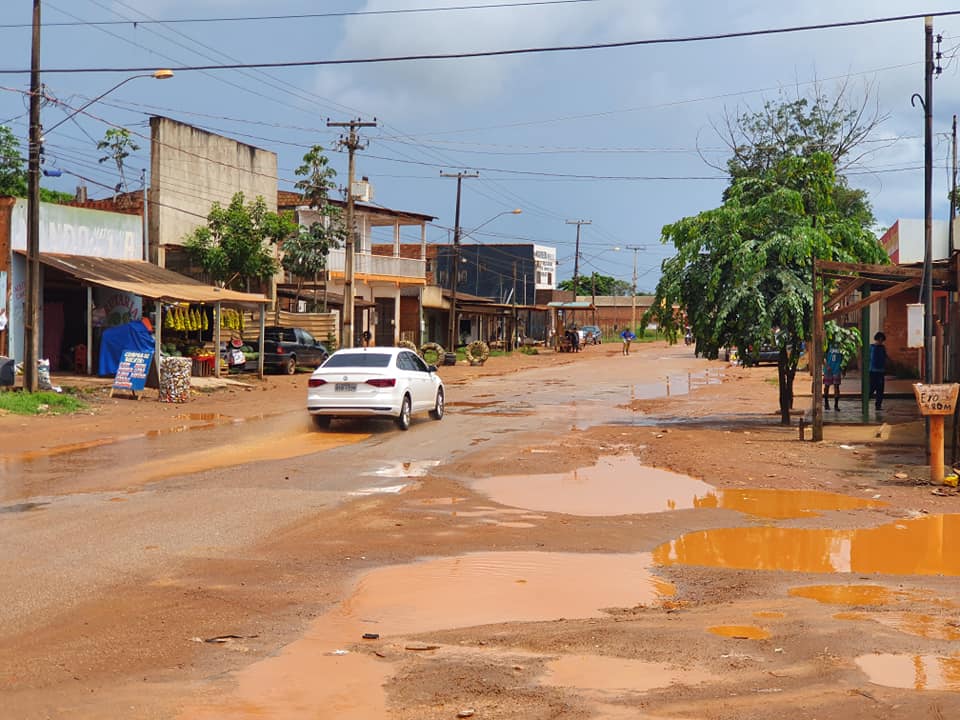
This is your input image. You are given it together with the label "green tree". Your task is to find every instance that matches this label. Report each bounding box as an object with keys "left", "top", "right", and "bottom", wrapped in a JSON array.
[
  {"left": 184, "top": 192, "right": 295, "bottom": 291},
  {"left": 646, "top": 152, "right": 887, "bottom": 425},
  {"left": 0, "top": 124, "right": 73, "bottom": 202},
  {"left": 558, "top": 273, "right": 629, "bottom": 297},
  {"left": 283, "top": 145, "right": 346, "bottom": 312},
  {"left": 97, "top": 128, "right": 139, "bottom": 191}
]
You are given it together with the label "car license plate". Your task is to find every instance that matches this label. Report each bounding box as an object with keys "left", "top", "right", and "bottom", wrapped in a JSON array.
[{"left": 334, "top": 383, "right": 357, "bottom": 392}]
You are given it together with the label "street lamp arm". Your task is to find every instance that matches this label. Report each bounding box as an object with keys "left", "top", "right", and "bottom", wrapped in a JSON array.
[
  {"left": 44, "top": 69, "right": 174, "bottom": 135},
  {"left": 460, "top": 208, "right": 521, "bottom": 241}
]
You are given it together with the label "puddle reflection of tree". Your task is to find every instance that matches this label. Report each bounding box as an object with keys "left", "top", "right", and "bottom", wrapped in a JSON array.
[{"left": 655, "top": 514, "right": 960, "bottom": 577}]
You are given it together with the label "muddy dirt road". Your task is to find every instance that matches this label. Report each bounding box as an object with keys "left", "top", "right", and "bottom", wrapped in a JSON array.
[{"left": 2, "top": 341, "right": 958, "bottom": 719}]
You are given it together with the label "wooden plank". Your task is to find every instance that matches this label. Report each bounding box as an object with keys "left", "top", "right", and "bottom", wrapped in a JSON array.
[
  {"left": 824, "top": 278, "right": 918, "bottom": 321},
  {"left": 825, "top": 277, "right": 866, "bottom": 311},
  {"left": 815, "top": 259, "right": 953, "bottom": 285}
]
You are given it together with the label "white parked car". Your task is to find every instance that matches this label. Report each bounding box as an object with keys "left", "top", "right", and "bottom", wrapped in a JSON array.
[{"left": 307, "top": 347, "right": 445, "bottom": 430}]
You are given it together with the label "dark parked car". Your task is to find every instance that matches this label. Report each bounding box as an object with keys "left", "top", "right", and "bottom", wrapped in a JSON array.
[{"left": 263, "top": 326, "right": 329, "bottom": 374}]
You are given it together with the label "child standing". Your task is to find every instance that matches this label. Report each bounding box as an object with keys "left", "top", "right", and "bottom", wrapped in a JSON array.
[{"left": 869, "top": 332, "right": 887, "bottom": 411}]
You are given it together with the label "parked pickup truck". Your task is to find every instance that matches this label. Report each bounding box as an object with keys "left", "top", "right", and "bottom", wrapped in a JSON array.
[{"left": 261, "top": 326, "right": 330, "bottom": 374}]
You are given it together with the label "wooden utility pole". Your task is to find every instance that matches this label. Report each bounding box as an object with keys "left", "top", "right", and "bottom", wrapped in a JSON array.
[
  {"left": 565, "top": 219, "right": 590, "bottom": 301},
  {"left": 923, "top": 17, "right": 934, "bottom": 386},
  {"left": 327, "top": 118, "right": 376, "bottom": 349},
  {"left": 441, "top": 171, "right": 478, "bottom": 352},
  {"left": 24, "top": 0, "right": 41, "bottom": 392},
  {"left": 626, "top": 245, "right": 643, "bottom": 331}
]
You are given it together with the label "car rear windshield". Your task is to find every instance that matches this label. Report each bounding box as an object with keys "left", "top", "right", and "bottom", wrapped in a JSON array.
[{"left": 323, "top": 352, "right": 392, "bottom": 368}]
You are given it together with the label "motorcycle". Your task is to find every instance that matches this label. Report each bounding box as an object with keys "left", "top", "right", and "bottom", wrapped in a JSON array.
[{"left": 684, "top": 330, "right": 694, "bottom": 346}]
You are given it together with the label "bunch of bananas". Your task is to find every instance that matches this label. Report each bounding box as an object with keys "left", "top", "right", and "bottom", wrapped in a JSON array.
[
  {"left": 220, "top": 308, "right": 245, "bottom": 332},
  {"left": 163, "top": 306, "right": 208, "bottom": 332}
]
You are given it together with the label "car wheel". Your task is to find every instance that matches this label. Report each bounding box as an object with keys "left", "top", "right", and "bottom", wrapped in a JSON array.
[
  {"left": 312, "top": 415, "right": 331, "bottom": 429},
  {"left": 430, "top": 387, "right": 444, "bottom": 420},
  {"left": 285, "top": 356, "right": 297, "bottom": 375},
  {"left": 396, "top": 394, "right": 412, "bottom": 431}
]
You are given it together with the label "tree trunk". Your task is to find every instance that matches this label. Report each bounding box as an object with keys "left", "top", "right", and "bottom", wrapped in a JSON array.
[{"left": 778, "top": 352, "right": 791, "bottom": 425}]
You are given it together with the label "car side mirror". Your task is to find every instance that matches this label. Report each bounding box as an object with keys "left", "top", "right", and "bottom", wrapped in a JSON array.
[{"left": 427, "top": 364, "right": 438, "bottom": 373}]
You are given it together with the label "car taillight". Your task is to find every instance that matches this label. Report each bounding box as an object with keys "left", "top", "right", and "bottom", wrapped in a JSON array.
[
  {"left": 308, "top": 378, "right": 327, "bottom": 387},
  {"left": 275, "top": 346, "right": 286, "bottom": 354},
  {"left": 366, "top": 378, "right": 396, "bottom": 388}
]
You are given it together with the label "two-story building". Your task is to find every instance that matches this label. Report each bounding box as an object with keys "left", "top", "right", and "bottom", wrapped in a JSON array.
[{"left": 278, "top": 190, "right": 436, "bottom": 347}]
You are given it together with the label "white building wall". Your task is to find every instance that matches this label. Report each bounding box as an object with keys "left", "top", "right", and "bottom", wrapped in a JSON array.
[{"left": 149, "top": 117, "right": 277, "bottom": 264}]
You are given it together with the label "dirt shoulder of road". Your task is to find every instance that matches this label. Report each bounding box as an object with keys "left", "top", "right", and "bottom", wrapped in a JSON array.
[{"left": 5, "top": 340, "right": 958, "bottom": 720}]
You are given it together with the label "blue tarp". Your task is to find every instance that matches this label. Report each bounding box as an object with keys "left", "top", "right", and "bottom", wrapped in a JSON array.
[{"left": 98, "top": 320, "right": 154, "bottom": 377}]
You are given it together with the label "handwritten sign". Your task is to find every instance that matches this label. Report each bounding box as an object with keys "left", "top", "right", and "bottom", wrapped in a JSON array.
[
  {"left": 913, "top": 383, "right": 959, "bottom": 416},
  {"left": 111, "top": 349, "right": 154, "bottom": 398}
]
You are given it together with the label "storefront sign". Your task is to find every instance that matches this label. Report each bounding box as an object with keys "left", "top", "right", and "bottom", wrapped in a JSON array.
[
  {"left": 913, "top": 383, "right": 959, "bottom": 416},
  {"left": 10, "top": 200, "right": 142, "bottom": 260},
  {"left": 111, "top": 349, "right": 154, "bottom": 398}
]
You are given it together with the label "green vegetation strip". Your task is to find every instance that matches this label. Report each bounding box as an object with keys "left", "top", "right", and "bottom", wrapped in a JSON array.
[{"left": 0, "top": 391, "right": 87, "bottom": 415}]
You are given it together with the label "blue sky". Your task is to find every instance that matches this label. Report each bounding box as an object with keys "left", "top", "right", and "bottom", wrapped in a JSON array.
[{"left": 2, "top": 1, "right": 960, "bottom": 291}]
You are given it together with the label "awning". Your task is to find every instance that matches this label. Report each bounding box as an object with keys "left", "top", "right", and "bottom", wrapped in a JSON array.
[{"left": 25, "top": 252, "right": 269, "bottom": 305}]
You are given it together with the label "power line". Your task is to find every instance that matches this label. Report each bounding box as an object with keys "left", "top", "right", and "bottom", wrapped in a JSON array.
[
  {"left": 4, "top": 10, "right": 960, "bottom": 74},
  {"left": 0, "top": 1, "right": 601, "bottom": 28}
]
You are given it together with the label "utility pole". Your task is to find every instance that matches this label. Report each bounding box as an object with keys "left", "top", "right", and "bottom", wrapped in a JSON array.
[
  {"left": 24, "top": 0, "right": 41, "bottom": 392},
  {"left": 327, "top": 117, "right": 376, "bottom": 349},
  {"left": 923, "top": 17, "right": 934, "bottom": 386},
  {"left": 512, "top": 260, "right": 518, "bottom": 351},
  {"left": 565, "top": 219, "right": 591, "bottom": 300},
  {"left": 441, "top": 170, "right": 478, "bottom": 352},
  {"left": 950, "top": 114, "right": 957, "bottom": 252},
  {"left": 626, "top": 245, "right": 643, "bottom": 332}
]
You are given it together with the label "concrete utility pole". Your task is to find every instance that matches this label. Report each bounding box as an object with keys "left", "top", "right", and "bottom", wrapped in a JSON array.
[
  {"left": 441, "top": 171, "right": 478, "bottom": 352},
  {"left": 327, "top": 117, "right": 376, "bottom": 349},
  {"left": 24, "top": 0, "right": 41, "bottom": 392},
  {"left": 565, "top": 219, "right": 591, "bottom": 300},
  {"left": 626, "top": 245, "right": 643, "bottom": 332},
  {"left": 923, "top": 16, "right": 934, "bottom": 386}
]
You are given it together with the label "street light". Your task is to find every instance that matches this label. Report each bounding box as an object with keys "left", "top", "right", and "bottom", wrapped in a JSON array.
[
  {"left": 24, "top": 66, "right": 174, "bottom": 392},
  {"left": 447, "top": 208, "right": 522, "bottom": 352},
  {"left": 44, "top": 69, "right": 174, "bottom": 135}
]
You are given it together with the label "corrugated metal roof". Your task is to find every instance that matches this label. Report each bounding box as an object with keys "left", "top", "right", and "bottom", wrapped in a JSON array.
[
  {"left": 34, "top": 252, "right": 269, "bottom": 305},
  {"left": 547, "top": 301, "right": 593, "bottom": 308}
]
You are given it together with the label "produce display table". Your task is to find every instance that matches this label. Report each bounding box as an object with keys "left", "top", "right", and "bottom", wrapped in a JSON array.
[{"left": 191, "top": 355, "right": 215, "bottom": 377}]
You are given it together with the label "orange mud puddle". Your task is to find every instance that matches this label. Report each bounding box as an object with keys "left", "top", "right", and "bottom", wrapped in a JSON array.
[
  {"left": 856, "top": 653, "right": 960, "bottom": 691},
  {"left": 789, "top": 584, "right": 953, "bottom": 607},
  {"left": 654, "top": 514, "right": 960, "bottom": 576},
  {"left": 707, "top": 625, "right": 771, "bottom": 640},
  {"left": 542, "top": 654, "right": 716, "bottom": 694},
  {"left": 471, "top": 455, "right": 885, "bottom": 518},
  {"left": 835, "top": 611, "right": 960, "bottom": 641},
  {"left": 180, "top": 551, "right": 675, "bottom": 719}
]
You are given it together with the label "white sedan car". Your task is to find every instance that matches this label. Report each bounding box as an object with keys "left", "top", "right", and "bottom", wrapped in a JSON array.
[{"left": 307, "top": 347, "right": 445, "bottom": 430}]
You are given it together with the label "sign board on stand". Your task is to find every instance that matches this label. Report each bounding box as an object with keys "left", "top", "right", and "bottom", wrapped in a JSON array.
[
  {"left": 110, "top": 349, "right": 154, "bottom": 399},
  {"left": 913, "top": 382, "right": 960, "bottom": 484}
]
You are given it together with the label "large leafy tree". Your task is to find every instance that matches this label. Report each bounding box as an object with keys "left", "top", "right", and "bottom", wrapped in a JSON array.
[
  {"left": 559, "top": 273, "right": 632, "bottom": 297},
  {"left": 184, "top": 192, "right": 295, "bottom": 291},
  {"left": 282, "top": 145, "right": 346, "bottom": 312},
  {"left": 647, "top": 152, "right": 887, "bottom": 424}
]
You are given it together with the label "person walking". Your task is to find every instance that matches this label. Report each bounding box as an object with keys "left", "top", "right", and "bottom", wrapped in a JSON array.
[
  {"left": 823, "top": 344, "right": 843, "bottom": 411},
  {"left": 620, "top": 327, "right": 636, "bottom": 355},
  {"left": 869, "top": 331, "right": 887, "bottom": 411}
]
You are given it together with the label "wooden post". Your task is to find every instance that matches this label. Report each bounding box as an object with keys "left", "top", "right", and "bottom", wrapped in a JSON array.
[
  {"left": 914, "top": 383, "right": 959, "bottom": 483},
  {"left": 812, "top": 263, "right": 824, "bottom": 441},
  {"left": 860, "top": 286, "right": 871, "bottom": 419},
  {"left": 932, "top": 415, "right": 945, "bottom": 483},
  {"left": 214, "top": 301, "right": 222, "bottom": 379},
  {"left": 257, "top": 306, "right": 265, "bottom": 380}
]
